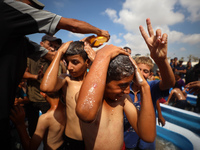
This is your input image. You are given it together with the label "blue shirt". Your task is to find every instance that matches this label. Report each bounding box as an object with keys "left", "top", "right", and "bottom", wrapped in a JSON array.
[
  {"left": 124, "top": 80, "right": 169, "bottom": 149},
  {"left": 175, "top": 65, "right": 186, "bottom": 78}
]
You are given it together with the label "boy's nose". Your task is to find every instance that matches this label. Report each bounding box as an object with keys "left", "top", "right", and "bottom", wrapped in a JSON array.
[{"left": 67, "top": 63, "right": 73, "bottom": 70}]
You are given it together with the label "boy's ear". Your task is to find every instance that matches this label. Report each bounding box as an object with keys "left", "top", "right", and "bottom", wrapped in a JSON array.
[
  {"left": 40, "top": 41, "right": 44, "bottom": 47},
  {"left": 86, "top": 59, "right": 91, "bottom": 68}
]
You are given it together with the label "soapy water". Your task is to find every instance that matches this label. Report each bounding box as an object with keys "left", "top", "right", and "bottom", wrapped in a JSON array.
[{"left": 156, "top": 136, "right": 180, "bottom": 150}]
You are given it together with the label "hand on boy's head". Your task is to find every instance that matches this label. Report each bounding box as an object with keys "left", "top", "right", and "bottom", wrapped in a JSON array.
[
  {"left": 98, "top": 44, "right": 129, "bottom": 60},
  {"left": 10, "top": 105, "right": 25, "bottom": 126},
  {"left": 84, "top": 42, "right": 96, "bottom": 61},
  {"left": 58, "top": 40, "right": 73, "bottom": 55},
  {"left": 129, "top": 56, "right": 146, "bottom": 86},
  {"left": 139, "top": 18, "right": 168, "bottom": 61}
]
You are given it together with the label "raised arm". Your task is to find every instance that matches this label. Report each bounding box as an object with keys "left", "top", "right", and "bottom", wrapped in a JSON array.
[
  {"left": 40, "top": 41, "right": 72, "bottom": 92},
  {"left": 140, "top": 18, "right": 175, "bottom": 90},
  {"left": 125, "top": 57, "right": 156, "bottom": 142},
  {"left": 57, "top": 17, "right": 110, "bottom": 40},
  {"left": 76, "top": 45, "right": 128, "bottom": 122}
]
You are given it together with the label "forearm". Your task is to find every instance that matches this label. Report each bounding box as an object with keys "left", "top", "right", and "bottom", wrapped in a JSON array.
[
  {"left": 16, "top": 124, "right": 31, "bottom": 150},
  {"left": 166, "top": 92, "right": 173, "bottom": 103},
  {"left": 57, "top": 17, "right": 102, "bottom": 35},
  {"left": 40, "top": 51, "right": 62, "bottom": 92},
  {"left": 76, "top": 53, "right": 110, "bottom": 123},
  {"left": 42, "top": 51, "right": 56, "bottom": 61},
  {"left": 138, "top": 84, "right": 156, "bottom": 142},
  {"left": 23, "top": 71, "right": 38, "bottom": 80},
  {"left": 156, "top": 59, "right": 175, "bottom": 90},
  {"left": 156, "top": 100, "right": 162, "bottom": 118}
]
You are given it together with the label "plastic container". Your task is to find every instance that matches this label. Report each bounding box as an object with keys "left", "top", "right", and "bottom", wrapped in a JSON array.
[{"left": 89, "top": 36, "right": 108, "bottom": 46}]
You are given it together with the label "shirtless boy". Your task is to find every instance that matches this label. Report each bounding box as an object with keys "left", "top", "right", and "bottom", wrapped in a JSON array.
[
  {"left": 164, "top": 88, "right": 188, "bottom": 109},
  {"left": 40, "top": 40, "right": 93, "bottom": 149},
  {"left": 10, "top": 92, "right": 66, "bottom": 150},
  {"left": 76, "top": 44, "right": 156, "bottom": 150}
]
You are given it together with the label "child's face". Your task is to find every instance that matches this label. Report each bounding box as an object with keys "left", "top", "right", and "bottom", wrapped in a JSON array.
[
  {"left": 137, "top": 63, "right": 151, "bottom": 80},
  {"left": 41, "top": 40, "right": 60, "bottom": 52},
  {"left": 65, "top": 54, "right": 88, "bottom": 78},
  {"left": 104, "top": 74, "right": 134, "bottom": 101}
]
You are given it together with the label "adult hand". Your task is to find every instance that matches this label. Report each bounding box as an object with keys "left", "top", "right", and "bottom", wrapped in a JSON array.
[
  {"left": 139, "top": 18, "right": 168, "bottom": 62},
  {"left": 185, "top": 81, "right": 200, "bottom": 95},
  {"left": 98, "top": 30, "right": 110, "bottom": 42},
  {"left": 10, "top": 105, "right": 26, "bottom": 127}
]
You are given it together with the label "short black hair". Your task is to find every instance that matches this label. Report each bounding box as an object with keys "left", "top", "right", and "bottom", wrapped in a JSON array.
[
  {"left": 123, "top": 46, "right": 131, "bottom": 50},
  {"left": 64, "top": 41, "right": 88, "bottom": 61},
  {"left": 107, "top": 55, "right": 134, "bottom": 83}
]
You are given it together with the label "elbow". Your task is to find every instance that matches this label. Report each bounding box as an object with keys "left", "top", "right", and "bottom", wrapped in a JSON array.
[
  {"left": 140, "top": 132, "right": 156, "bottom": 143},
  {"left": 40, "top": 83, "right": 55, "bottom": 93},
  {"left": 76, "top": 105, "right": 96, "bottom": 123}
]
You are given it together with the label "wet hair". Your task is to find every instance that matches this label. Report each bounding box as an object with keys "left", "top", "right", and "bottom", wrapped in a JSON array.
[
  {"left": 135, "top": 56, "right": 154, "bottom": 70},
  {"left": 107, "top": 55, "right": 134, "bottom": 83},
  {"left": 64, "top": 41, "right": 88, "bottom": 61}
]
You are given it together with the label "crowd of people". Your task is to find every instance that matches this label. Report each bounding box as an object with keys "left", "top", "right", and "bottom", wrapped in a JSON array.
[
  {"left": 1, "top": 0, "right": 200, "bottom": 150},
  {"left": 165, "top": 57, "right": 200, "bottom": 112}
]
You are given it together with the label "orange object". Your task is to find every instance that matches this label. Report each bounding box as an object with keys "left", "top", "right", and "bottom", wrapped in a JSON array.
[{"left": 90, "top": 36, "right": 108, "bottom": 46}]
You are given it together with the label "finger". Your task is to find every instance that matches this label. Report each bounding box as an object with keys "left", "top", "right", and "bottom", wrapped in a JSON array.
[
  {"left": 14, "top": 105, "right": 20, "bottom": 112},
  {"left": 118, "top": 48, "right": 130, "bottom": 56},
  {"left": 156, "top": 29, "right": 162, "bottom": 41},
  {"left": 146, "top": 18, "right": 154, "bottom": 37},
  {"left": 20, "top": 106, "right": 25, "bottom": 114},
  {"left": 59, "top": 40, "right": 73, "bottom": 51},
  {"left": 129, "top": 56, "right": 137, "bottom": 69},
  {"left": 90, "top": 39, "right": 97, "bottom": 47},
  {"left": 161, "top": 33, "right": 168, "bottom": 44},
  {"left": 139, "top": 25, "right": 149, "bottom": 43}
]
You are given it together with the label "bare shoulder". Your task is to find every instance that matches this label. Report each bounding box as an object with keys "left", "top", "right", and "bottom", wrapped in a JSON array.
[
  {"left": 35, "top": 113, "right": 53, "bottom": 130},
  {"left": 123, "top": 94, "right": 132, "bottom": 103}
]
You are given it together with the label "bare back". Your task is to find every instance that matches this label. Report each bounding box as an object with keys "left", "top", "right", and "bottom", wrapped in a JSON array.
[
  {"left": 172, "top": 88, "right": 186, "bottom": 100},
  {"left": 33, "top": 105, "right": 65, "bottom": 150}
]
